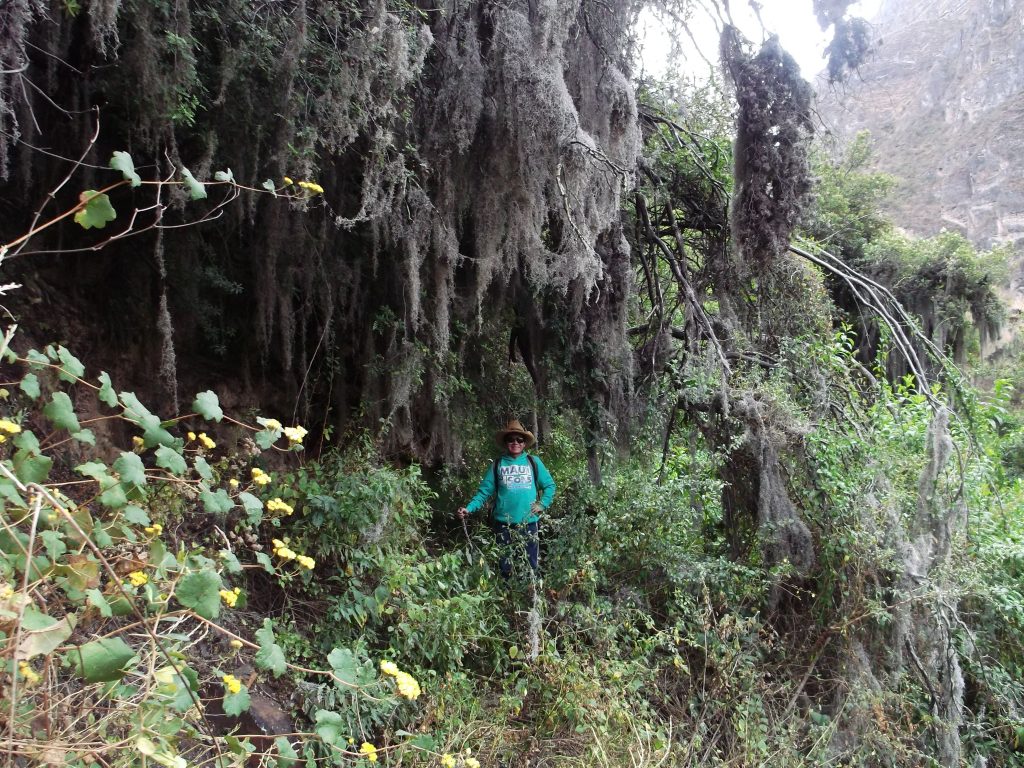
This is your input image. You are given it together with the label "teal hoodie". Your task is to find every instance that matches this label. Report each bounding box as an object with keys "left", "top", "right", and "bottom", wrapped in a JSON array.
[{"left": 465, "top": 453, "right": 556, "bottom": 525}]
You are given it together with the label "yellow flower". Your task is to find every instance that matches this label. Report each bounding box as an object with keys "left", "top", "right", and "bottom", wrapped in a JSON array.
[
  {"left": 132, "top": 435, "right": 145, "bottom": 451},
  {"left": 219, "top": 588, "right": 240, "bottom": 608},
  {"left": 298, "top": 181, "right": 325, "bottom": 196},
  {"left": 272, "top": 538, "right": 286, "bottom": 550},
  {"left": 262, "top": 418, "right": 282, "bottom": 431},
  {"left": 198, "top": 432, "right": 216, "bottom": 450},
  {"left": 359, "top": 743, "right": 378, "bottom": 763},
  {"left": 465, "top": 758, "right": 480, "bottom": 768},
  {"left": 222, "top": 674, "right": 242, "bottom": 695},
  {"left": 275, "top": 547, "right": 296, "bottom": 560},
  {"left": 127, "top": 570, "right": 148, "bottom": 587},
  {"left": 440, "top": 755, "right": 456, "bottom": 768},
  {"left": 251, "top": 467, "right": 271, "bottom": 486},
  {"left": 229, "top": 478, "right": 239, "bottom": 489},
  {"left": 283, "top": 177, "right": 293, "bottom": 186},
  {"left": 283, "top": 425, "right": 307, "bottom": 444},
  {"left": 347, "top": 738, "right": 355, "bottom": 745},
  {"left": 18, "top": 661, "right": 40, "bottom": 685},
  {"left": 267, "top": 498, "right": 294, "bottom": 515},
  {"left": 380, "top": 660, "right": 399, "bottom": 676},
  {"left": 187, "top": 431, "right": 196, "bottom": 442},
  {"left": 0, "top": 418, "right": 22, "bottom": 434},
  {"left": 296, "top": 555, "right": 316, "bottom": 570},
  {"left": 144, "top": 523, "right": 163, "bottom": 536},
  {"left": 229, "top": 639, "right": 244, "bottom": 649},
  {"left": 394, "top": 670, "right": 421, "bottom": 700}
]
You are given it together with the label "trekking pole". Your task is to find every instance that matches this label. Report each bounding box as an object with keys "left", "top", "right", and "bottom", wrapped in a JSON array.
[{"left": 460, "top": 513, "right": 475, "bottom": 565}]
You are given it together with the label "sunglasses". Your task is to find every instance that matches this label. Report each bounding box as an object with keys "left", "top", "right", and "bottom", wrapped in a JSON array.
[{"left": 506, "top": 436, "right": 526, "bottom": 444}]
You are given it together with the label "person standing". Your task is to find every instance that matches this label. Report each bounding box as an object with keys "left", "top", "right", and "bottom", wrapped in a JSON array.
[{"left": 457, "top": 419, "right": 556, "bottom": 580}]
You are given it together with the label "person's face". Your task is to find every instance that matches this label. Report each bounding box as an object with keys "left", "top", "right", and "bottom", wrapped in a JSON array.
[{"left": 506, "top": 435, "right": 526, "bottom": 456}]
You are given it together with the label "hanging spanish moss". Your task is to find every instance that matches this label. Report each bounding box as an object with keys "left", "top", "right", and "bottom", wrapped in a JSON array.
[{"left": 0, "top": 0, "right": 639, "bottom": 462}]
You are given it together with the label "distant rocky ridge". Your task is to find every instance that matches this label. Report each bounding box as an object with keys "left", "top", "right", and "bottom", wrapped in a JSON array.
[{"left": 817, "top": 0, "right": 1024, "bottom": 251}]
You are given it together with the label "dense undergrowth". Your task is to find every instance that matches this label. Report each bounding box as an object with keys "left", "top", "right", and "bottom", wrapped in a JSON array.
[
  {"left": 2, "top": 317, "right": 1024, "bottom": 767},
  {"left": 2, "top": 2, "right": 1023, "bottom": 766}
]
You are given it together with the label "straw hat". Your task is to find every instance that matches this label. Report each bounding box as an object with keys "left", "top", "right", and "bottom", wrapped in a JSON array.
[{"left": 494, "top": 419, "right": 536, "bottom": 449}]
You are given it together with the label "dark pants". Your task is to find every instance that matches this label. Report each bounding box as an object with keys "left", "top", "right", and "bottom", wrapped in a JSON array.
[{"left": 494, "top": 521, "right": 539, "bottom": 580}]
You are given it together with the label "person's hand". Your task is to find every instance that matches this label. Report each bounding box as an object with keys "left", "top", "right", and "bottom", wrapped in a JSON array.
[
  {"left": 530, "top": 502, "right": 543, "bottom": 515},
  {"left": 456, "top": 507, "right": 468, "bottom": 520}
]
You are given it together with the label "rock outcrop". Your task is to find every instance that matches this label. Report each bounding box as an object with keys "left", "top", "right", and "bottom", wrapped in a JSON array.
[{"left": 818, "top": 0, "right": 1024, "bottom": 251}]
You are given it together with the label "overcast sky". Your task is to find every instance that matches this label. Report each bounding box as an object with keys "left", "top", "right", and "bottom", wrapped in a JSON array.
[{"left": 638, "top": 0, "right": 883, "bottom": 80}]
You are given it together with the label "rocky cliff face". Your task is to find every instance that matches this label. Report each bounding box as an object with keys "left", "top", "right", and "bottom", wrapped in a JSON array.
[{"left": 818, "top": 0, "right": 1024, "bottom": 250}]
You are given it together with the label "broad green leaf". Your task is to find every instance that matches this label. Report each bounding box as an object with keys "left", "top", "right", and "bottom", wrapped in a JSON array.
[
  {"left": 87, "top": 588, "right": 113, "bottom": 617},
  {"left": 226, "top": 734, "right": 256, "bottom": 756},
  {"left": 275, "top": 737, "right": 299, "bottom": 767},
  {"left": 200, "top": 489, "right": 233, "bottom": 515},
  {"left": 19, "top": 372, "right": 40, "bottom": 399},
  {"left": 223, "top": 684, "right": 251, "bottom": 716},
  {"left": 193, "top": 456, "right": 213, "bottom": 482},
  {"left": 92, "top": 526, "right": 113, "bottom": 548},
  {"left": 176, "top": 569, "right": 221, "bottom": 619},
  {"left": 214, "top": 169, "right": 234, "bottom": 183},
  {"left": 43, "top": 392, "right": 81, "bottom": 433},
  {"left": 122, "top": 505, "right": 150, "bottom": 526},
  {"left": 13, "top": 449, "right": 52, "bottom": 485},
  {"left": 192, "top": 390, "right": 223, "bottom": 422},
  {"left": 21, "top": 606, "right": 57, "bottom": 631},
  {"left": 120, "top": 392, "right": 179, "bottom": 448},
  {"left": 255, "top": 429, "right": 279, "bottom": 450},
  {"left": 142, "top": 424, "right": 177, "bottom": 449},
  {"left": 313, "top": 710, "right": 345, "bottom": 746},
  {"left": 24, "top": 349, "right": 49, "bottom": 369},
  {"left": 261, "top": 179, "right": 278, "bottom": 196},
  {"left": 99, "top": 483, "right": 128, "bottom": 510},
  {"left": 327, "top": 648, "right": 360, "bottom": 687},
  {"left": 219, "top": 549, "right": 242, "bottom": 574},
  {"left": 0, "top": 478, "right": 26, "bottom": 507},
  {"left": 405, "top": 734, "right": 436, "bottom": 751},
  {"left": 17, "top": 613, "right": 76, "bottom": 660},
  {"left": 155, "top": 445, "right": 187, "bottom": 476},
  {"left": 113, "top": 452, "right": 147, "bottom": 487},
  {"left": 169, "top": 664, "right": 199, "bottom": 711},
  {"left": 97, "top": 372, "right": 118, "bottom": 407},
  {"left": 56, "top": 346, "right": 85, "bottom": 382},
  {"left": 119, "top": 392, "right": 161, "bottom": 431},
  {"left": 76, "top": 461, "right": 111, "bottom": 482},
  {"left": 74, "top": 190, "right": 117, "bottom": 229},
  {"left": 254, "top": 618, "right": 286, "bottom": 677},
  {"left": 110, "top": 151, "right": 142, "bottom": 187},
  {"left": 14, "top": 430, "right": 40, "bottom": 452},
  {"left": 238, "top": 492, "right": 263, "bottom": 526},
  {"left": 40, "top": 529, "right": 66, "bottom": 559},
  {"left": 72, "top": 429, "right": 96, "bottom": 445},
  {"left": 65, "top": 636, "right": 135, "bottom": 682},
  {"left": 180, "top": 167, "right": 207, "bottom": 200},
  {"left": 255, "top": 551, "right": 275, "bottom": 573}
]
